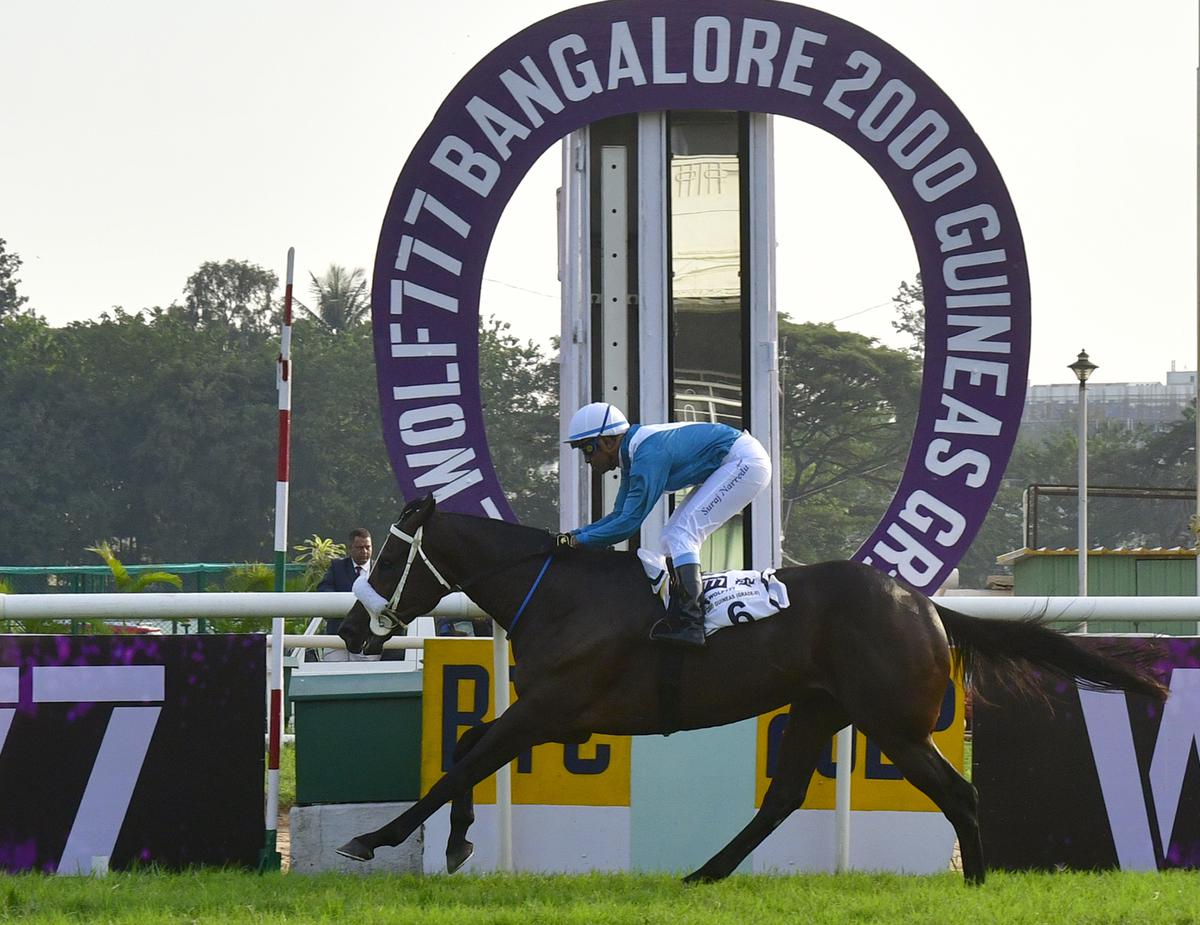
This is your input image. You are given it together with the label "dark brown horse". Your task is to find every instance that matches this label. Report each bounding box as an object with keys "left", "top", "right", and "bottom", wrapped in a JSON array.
[{"left": 336, "top": 496, "right": 1168, "bottom": 883}]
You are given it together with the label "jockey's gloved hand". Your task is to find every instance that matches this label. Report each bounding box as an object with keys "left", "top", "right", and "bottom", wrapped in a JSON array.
[{"left": 554, "top": 532, "right": 578, "bottom": 549}]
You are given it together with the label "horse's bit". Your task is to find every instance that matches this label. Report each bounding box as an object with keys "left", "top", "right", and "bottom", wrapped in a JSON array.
[{"left": 359, "top": 522, "right": 455, "bottom": 637}]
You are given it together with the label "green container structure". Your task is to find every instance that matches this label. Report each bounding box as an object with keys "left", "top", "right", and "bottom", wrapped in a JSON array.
[
  {"left": 290, "top": 670, "right": 423, "bottom": 805},
  {"left": 997, "top": 547, "right": 1199, "bottom": 635}
]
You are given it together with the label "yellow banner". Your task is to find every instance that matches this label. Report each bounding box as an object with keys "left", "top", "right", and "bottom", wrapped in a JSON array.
[
  {"left": 421, "top": 639, "right": 631, "bottom": 806},
  {"left": 424, "top": 640, "right": 963, "bottom": 812},
  {"left": 754, "top": 674, "right": 965, "bottom": 812}
]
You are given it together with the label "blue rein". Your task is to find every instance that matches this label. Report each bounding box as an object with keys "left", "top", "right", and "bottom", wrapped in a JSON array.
[{"left": 509, "top": 553, "right": 555, "bottom": 636}]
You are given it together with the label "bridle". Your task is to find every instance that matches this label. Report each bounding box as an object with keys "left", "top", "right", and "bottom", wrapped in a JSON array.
[
  {"left": 361, "top": 516, "right": 557, "bottom": 638},
  {"left": 367, "top": 522, "right": 455, "bottom": 637}
]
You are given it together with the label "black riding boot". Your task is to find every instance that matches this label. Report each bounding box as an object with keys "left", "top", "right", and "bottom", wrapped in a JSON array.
[{"left": 649, "top": 563, "right": 706, "bottom": 648}]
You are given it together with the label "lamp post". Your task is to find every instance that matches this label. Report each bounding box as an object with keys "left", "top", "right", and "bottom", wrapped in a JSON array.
[{"left": 1069, "top": 350, "right": 1098, "bottom": 606}]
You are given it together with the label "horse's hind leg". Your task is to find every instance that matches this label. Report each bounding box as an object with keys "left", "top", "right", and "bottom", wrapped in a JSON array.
[
  {"left": 871, "top": 733, "right": 984, "bottom": 885},
  {"left": 445, "top": 720, "right": 492, "bottom": 873},
  {"left": 685, "top": 692, "right": 847, "bottom": 884}
]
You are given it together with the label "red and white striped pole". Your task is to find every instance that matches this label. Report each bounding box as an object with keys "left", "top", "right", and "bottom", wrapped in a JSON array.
[{"left": 261, "top": 247, "right": 294, "bottom": 871}]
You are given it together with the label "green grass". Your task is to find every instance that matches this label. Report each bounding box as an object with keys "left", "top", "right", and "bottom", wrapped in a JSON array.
[{"left": 1, "top": 870, "right": 1197, "bottom": 924}]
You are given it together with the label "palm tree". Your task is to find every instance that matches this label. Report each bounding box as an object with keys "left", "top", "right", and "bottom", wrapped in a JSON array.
[
  {"left": 296, "top": 265, "right": 370, "bottom": 333},
  {"left": 86, "top": 541, "right": 183, "bottom": 593}
]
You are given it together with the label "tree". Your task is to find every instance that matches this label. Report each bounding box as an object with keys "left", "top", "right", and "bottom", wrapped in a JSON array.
[
  {"left": 285, "top": 313, "right": 560, "bottom": 541},
  {"left": 68, "top": 307, "right": 279, "bottom": 562},
  {"left": 292, "top": 534, "right": 347, "bottom": 591},
  {"left": 0, "top": 238, "right": 31, "bottom": 319},
  {"left": 0, "top": 305, "right": 279, "bottom": 564},
  {"left": 182, "top": 260, "right": 278, "bottom": 334},
  {"left": 955, "top": 410, "right": 1198, "bottom": 585},
  {"left": 286, "top": 319, "right": 402, "bottom": 549},
  {"left": 0, "top": 313, "right": 94, "bottom": 561},
  {"left": 87, "top": 541, "right": 182, "bottom": 592},
  {"left": 881, "top": 272, "right": 1196, "bottom": 582},
  {"left": 296, "top": 265, "right": 370, "bottom": 334},
  {"left": 284, "top": 312, "right": 558, "bottom": 556},
  {"left": 1145, "top": 401, "right": 1196, "bottom": 490},
  {"left": 890, "top": 274, "right": 924, "bottom": 356},
  {"left": 477, "top": 317, "right": 559, "bottom": 529},
  {"left": 778, "top": 318, "right": 922, "bottom": 564},
  {"left": 0, "top": 259, "right": 559, "bottom": 565}
]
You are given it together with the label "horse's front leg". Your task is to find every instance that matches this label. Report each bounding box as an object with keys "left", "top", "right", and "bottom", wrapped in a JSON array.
[
  {"left": 336, "top": 700, "right": 547, "bottom": 863},
  {"left": 445, "top": 720, "right": 493, "bottom": 873}
]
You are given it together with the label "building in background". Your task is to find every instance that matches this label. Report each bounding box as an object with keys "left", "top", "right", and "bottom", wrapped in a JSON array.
[{"left": 1021, "top": 366, "right": 1196, "bottom": 440}]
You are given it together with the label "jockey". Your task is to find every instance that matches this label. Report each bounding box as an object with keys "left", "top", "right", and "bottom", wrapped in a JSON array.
[{"left": 558, "top": 401, "right": 772, "bottom": 648}]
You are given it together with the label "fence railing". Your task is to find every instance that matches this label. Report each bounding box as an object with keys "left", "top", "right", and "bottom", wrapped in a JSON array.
[
  {"left": 0, "top": 591, "right": 484, "bottom": 624},
  {"left": 3, "top": 591, "right": 1198, "bottom": 627}
]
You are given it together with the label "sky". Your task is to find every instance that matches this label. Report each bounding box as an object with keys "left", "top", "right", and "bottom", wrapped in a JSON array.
[{"left": 2, "top": 0, "right": 1197, "bottom": 388}]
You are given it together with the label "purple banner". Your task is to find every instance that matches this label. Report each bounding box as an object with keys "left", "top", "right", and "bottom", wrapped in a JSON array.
[
  {"left": 975, "top": 637, "right": 1200, "bottom": 871},
  {"left": 0, "top": 634, "right": 264, "bottom": 873},
  {"left": 374, "top": 0, "right": 1029, "bottom": 589}
]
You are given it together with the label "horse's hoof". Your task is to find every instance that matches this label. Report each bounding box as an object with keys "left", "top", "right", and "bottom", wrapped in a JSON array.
[
  {"left": 335, "top": 838, "right": 375, "bottom": 862},
  {"left": 446, "top": 840, "right": 474, "bottom": 873},
  {"left": 682, "top": 868, "right": 718, "bottom": 885}
]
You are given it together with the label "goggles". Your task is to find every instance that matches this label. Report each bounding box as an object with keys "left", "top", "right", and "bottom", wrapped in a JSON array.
[{"left": 573, "top": 438, "right": 598, "bottom": 459}]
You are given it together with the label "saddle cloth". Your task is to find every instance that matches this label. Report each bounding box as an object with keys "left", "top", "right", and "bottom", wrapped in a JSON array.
[{"left": 637, "top": 550, "right": 790, "bottom": 637}]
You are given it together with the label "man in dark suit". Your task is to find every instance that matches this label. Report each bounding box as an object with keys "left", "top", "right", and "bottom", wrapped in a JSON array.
[{"left": 318, "top": 527, "right": 378, "bottom": 662}]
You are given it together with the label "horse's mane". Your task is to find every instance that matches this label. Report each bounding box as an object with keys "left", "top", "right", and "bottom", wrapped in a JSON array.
[
  {"left": 439, "top": 510, "right": 552, "bottom": 548},
  {"left": 436, "top": 509, "right": 637, "bottom": 568},
  {"left": 425, "top": 509, "right": 561, "bottom": 566},
  {"left": 394, "top": 496, "right": 640, "bottom": 569}
]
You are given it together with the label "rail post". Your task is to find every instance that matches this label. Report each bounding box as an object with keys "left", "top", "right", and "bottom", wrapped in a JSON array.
[{"left": 260, "top": 246, "right": 295, "bottom": 872}]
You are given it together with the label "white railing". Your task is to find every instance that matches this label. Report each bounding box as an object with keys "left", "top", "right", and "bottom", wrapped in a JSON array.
[
  {"left": 0, "top": 591, "right": 485, "bottom": 623},
  {"left": 4, "top": 592, "right": 1199, "bottom": 626},
  {"left": 936, "top": 596, "right": 1200, "bottom": 624}
]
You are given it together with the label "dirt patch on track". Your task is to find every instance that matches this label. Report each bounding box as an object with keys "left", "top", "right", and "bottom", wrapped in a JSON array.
[{"left": 277, "top": 811, "right": 291, "bottom": 871}]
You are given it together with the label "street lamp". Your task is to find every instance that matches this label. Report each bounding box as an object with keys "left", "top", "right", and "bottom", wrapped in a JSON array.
[{"left": 1069, "top": 349, "right": 1098, "bottom": 603}]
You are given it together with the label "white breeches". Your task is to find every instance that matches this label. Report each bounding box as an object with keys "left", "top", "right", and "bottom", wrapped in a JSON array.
[{"left": 661, "top": 432, "right": 772, "bottom": 567}]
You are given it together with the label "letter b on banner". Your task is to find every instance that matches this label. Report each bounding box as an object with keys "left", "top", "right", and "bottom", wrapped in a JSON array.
[{"left": 422, "top": 639, "right": 630, "bottom": 806}]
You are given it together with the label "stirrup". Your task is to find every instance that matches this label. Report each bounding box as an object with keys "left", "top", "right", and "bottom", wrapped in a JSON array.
[{"left": 649, "top": 615, "right": 706, "bottom": 648}]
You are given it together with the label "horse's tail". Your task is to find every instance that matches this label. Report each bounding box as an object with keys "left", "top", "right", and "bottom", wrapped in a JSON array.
[{"left": 934, "top": 604, "right": 1169, "bottom": 703}]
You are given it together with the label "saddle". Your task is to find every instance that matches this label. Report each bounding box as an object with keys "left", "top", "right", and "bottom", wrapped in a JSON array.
[{"left": 637, "top": 550, "right": 790, "bottom": 637}]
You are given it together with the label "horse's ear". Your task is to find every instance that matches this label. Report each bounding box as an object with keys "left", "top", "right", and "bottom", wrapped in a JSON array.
[
  {"left": 397, "top": 493, "right": 435, "bottom": 529},
  {"left": 410, "top": 494, "right": 436, "bottom": 527}
]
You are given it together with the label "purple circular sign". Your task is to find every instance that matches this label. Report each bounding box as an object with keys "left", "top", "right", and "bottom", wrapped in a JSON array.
[{"left": 373, "top": 0, "right": 1029, "bottom": 591}]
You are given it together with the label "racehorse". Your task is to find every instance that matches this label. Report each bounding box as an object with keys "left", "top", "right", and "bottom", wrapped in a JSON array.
[{"left": 335, "top": 495, "right": 1168, "bottom": 884}]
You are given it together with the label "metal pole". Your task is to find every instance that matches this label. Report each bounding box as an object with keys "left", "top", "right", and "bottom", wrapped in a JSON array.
[
  {"left": 1067, "top": 348, "right": 1097, "bottom": 632},
  {"left": 261, "top": 247, "right": 294, "bottom": 872},
  {"left": 1078, "top": 376, "right": 1088, "bottom": 605},
  {"left": 1194, "top": 64, "right": 1199, "bottom": 603},
  {"left": 492, "top": 626, "right": 513, "bottom": 871},
  {"left": 834, "top": 725, "right": 853, "bottom": 871}
]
